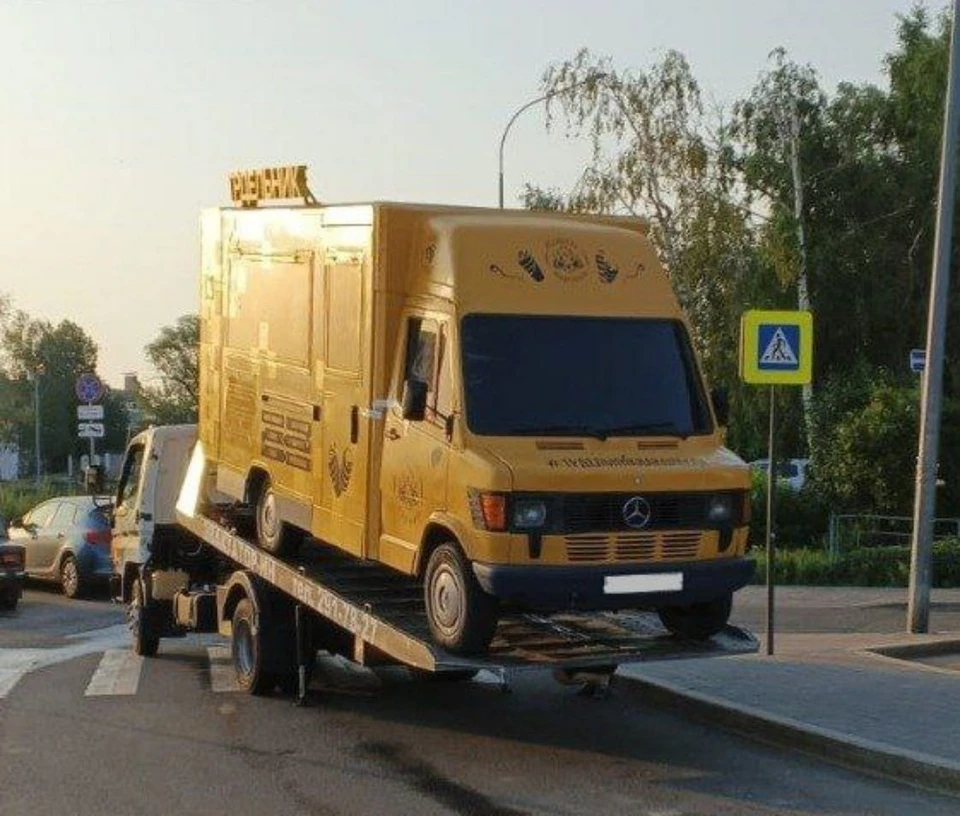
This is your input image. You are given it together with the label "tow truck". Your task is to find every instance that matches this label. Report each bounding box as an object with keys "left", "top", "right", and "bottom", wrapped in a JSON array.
[{"left": 112, "top": 425, "right": 758, "bottom": 700}]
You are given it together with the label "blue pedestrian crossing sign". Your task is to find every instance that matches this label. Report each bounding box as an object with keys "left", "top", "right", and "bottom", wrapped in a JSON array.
[{"left": 740, "top": 310, "right": 813, "bottom": 385}]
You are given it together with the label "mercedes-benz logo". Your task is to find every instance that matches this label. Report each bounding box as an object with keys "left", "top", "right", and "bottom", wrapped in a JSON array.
[{"left": 622, "top": 496, "right": 652, "bottom": 529}]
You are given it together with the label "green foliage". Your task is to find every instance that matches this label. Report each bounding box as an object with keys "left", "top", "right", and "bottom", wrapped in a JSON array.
[
  {"left": 748, "top": 475, "right": 831, "bottom": 550},
  {"left": 750, "top": 540, "right": 960, "bottom": 587},
  {"left": 140, "top": 314, "right": 199, "bottom": 425},
  {"left": 0, "top": 482, "right": 60, "bottom": 524}
]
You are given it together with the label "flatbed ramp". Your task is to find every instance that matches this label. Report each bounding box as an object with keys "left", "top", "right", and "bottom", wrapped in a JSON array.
[{"left": 176, "top": 509, "right": 758, "bottom": 675}]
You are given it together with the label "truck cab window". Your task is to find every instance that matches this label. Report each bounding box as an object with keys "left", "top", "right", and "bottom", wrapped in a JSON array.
[{"left": 117, "top": 444, "right": 145, "bottom": 508}]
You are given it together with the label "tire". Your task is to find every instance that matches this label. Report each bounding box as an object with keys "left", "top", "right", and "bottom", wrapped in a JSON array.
[
  {"left": 129, "top": 579, "right": 160, "bottom": 657},
  {"left": 60, "top": 556, "right": 82, "bottom": 599},
  {"left": 424, "top": 542, "right": 498, "bottom": 655},
  {"left": 0, "top": 588, "right": 19, "bottom": 611},
  {"left": 658, "top": 593, "right": 732, "bottom": 641},
  {"left": 254, "top": 479, "right": 300, "bottom": 556},
  {"left": 231, "top": 598, "right": 276, "bottom": 695}
]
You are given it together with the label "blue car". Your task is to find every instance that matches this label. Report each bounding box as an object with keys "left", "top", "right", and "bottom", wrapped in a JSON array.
[{"left": 8, "top": 495, "right": 113, "bottom": 598}]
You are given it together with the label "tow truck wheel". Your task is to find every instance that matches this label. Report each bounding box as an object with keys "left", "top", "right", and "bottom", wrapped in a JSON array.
[
  {"left": 231, "top": 598, "right": 276, "bottom": 695},
  {"left": 658, "top": 593, "right": 732, "bottom": 641},
  {"left": 254, "top": 479, "right": 300, "bottom": 556},
  {"left": 424, "top": 542, "right": 498, "bottom": 655},
  {"left": 129, "top": 579, "right": 160, "bottom": 657}
]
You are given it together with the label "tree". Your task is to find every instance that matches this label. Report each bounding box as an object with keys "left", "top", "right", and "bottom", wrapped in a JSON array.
[
  {"left": 141, "top": 315, "right": 199, "bottom": 424},
  {"left": 522, "top": 49, "right": 783, "bottom": 458},
  {"left": 0, "top": 305, "right": 115, "bottom": 473}
]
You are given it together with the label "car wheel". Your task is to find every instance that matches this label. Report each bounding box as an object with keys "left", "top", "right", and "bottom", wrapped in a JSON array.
[
  {"left": 60, "top": 556, "right": 82, "bottom": 599},
  {"left": 424, "top": 542, "right": 498, "bottom": 655},
  {"left": 658, "top": 593, "right": 732, "bottom": 641},
  {"left": 129, "top": 579, "right": 160, "bottom": 657},
  {"left": 231, "top": 598, "right": 276, "bottom": 695},
  {"left": 255, "top": 479, "right": 301, "bottom": 556}
]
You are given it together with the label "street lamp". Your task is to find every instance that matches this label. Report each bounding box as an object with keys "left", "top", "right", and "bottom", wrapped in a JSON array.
[
  {"left": 27, "top": 370, "right": 41, "bottom": 484},
  {"left": 497, "top": 74, "right": 608, "bottom": 209}
]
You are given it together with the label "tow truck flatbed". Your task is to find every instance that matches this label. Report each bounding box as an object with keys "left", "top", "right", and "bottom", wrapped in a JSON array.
[{"left": 175, "top": 506, "right": 759, "bottom": 677}]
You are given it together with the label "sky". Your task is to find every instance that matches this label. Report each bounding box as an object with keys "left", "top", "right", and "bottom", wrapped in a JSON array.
[{"left": 0, "top": 0, "right": 948, "bottom": 387}]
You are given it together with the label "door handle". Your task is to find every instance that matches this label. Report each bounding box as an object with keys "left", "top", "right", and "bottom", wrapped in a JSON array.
[{"left": 386, "top": 428, "right": 401, "bottom": 441}]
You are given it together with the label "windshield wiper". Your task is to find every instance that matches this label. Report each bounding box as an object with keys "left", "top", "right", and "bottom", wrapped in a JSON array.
[{"left": 597, "top": 422, "right": 690, "bottom": 439}]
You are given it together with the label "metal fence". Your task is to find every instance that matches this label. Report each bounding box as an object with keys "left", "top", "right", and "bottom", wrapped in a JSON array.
[{"left": 827, "top": 514, "right": 960, "bottom": 557}]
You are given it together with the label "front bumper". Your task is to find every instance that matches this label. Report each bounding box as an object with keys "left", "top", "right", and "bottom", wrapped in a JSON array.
[{"left": 472, "top": 557, "right": 755, "bottom": 612}]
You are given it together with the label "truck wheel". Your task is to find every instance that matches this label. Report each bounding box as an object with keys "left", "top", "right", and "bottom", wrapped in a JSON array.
[
  {"left": 60, "top": 556, "right": 82, "bottom": 599},
  {"left": 129, "top": 579, "right": 160, "bottom": 657},
  {"left": 424, "top": 542, "right": 498, "bottom": 655},
  {"left": 0, "top": 588, "right": 19, "bottom": 611},
  {"left": 231, "top": 598, "right": 276, "bottom": 695},
  {"left": 255, "top": 479, "right": 300, "bottom": 556},
  {"left": 658, "top": 593, "right": 732, "bottom": 641}
]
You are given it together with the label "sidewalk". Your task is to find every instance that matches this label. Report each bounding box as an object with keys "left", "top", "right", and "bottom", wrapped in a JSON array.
[{"left": 616, "top": 587, "right": 960, "bottom": 794}]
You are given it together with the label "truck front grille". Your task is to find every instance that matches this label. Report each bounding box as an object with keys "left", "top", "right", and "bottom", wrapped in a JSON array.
[{"left": 565, "top": 531, "right": 703, "bottom": 564}]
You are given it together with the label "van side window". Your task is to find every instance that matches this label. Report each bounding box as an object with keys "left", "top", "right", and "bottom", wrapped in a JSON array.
[{"left": 403, "top": 317, "right": 442, "bottom": 418}]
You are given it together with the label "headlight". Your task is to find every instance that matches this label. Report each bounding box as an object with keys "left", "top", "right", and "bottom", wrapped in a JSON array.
[
  {"left": 512, "top": 500, "right": 547, "bottom": 529},
  {"left": 706, "top": 495, "right": 734, "bottom": 524}
]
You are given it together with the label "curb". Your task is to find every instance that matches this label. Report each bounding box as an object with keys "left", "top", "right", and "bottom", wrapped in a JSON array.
[{"left": 614, "top": 670, "right": 960, "bottom": 796}]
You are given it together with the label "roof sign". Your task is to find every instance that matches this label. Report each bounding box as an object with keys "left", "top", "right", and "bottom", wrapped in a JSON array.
[{"left": 229, "top": 165, "right": 316, "bottom": 207}]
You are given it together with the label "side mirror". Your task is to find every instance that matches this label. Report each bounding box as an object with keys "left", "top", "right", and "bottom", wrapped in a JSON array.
[
  {"left": 401, "top": 379, "right": 428, "bottom": 421},
  {"left": 711, "top": 387, "right": 730, "bottom": 428}
]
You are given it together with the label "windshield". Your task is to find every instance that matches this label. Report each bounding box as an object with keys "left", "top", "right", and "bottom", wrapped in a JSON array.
[{"left": 461, "top": 314, "right": 713, "bottom": 437}]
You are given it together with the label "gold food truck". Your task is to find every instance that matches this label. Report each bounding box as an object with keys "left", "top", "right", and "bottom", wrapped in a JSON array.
[{"left": 198, "top": 166, "right": 754, "bottom": 655}]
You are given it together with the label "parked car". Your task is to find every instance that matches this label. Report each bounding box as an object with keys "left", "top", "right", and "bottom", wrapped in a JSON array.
[
  {"left": 749, "top": 458, "right": 811, "bottom": 492},
  {"left": 7, "top": 496, "right": 113, "bottom": 598},
  {"left": 0, "top": 514, "right": 26, "bottom": 610}
]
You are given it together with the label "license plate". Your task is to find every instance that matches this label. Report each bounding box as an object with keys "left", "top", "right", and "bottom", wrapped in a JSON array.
[{"left": 603, "top": 572, "right": 683, "bottom": 594}]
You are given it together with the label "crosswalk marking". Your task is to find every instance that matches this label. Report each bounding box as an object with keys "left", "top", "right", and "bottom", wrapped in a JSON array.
[
  {"left": 85, "top": 649, "right": 143, "bottom": 696},
  {"left": 0, "top": 668, "right": 25, "bottom": 699},
  {"left": 208, "top": 645, "right": 241, "bottom": 693}
]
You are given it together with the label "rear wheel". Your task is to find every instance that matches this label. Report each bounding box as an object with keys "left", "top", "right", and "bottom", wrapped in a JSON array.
[
  {"left": 254, "top": 479, "right": 300, "bottom": 556},
  {"left": 424, "top": 542, "right": 498, "bottom": 655},
  {"left": 129, "top": 579, "right": 159, "bottom": 657},
  {"left": 231, "top": 598, "right": 276, "bottom": 695},
  {"left": 658, "top": 593, "right": 732, "bottom": 640},
  {"left": 60, "top": 556, "right": 81, "bottom": 599}
]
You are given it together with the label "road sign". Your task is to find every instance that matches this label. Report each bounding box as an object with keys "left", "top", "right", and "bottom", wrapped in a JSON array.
[
  {"left": 77, "top": 404, "right": 105, "bottom": 421},
  {"left": 910, "top": 348, "right": 926, "bottom": 373},
  {"left": 75, "top": 373, "right": 103, "bottom": 403},
  {"left": 740, "top": 310, "right": 813, "bottom": 385},
  {"left": 77, "top": 422, "right": 105, "bottom": 439}
]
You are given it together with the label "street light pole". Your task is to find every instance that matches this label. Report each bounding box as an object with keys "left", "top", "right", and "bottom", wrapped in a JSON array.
[
  {"left": 32, "top": 373, "right": 41, "bottom": 485},
  {"left": 908, "top": 0, "right": 960, "bottom": 633},
  {"left": 498, "top": 75, "right": 606, "bottom": 209}
]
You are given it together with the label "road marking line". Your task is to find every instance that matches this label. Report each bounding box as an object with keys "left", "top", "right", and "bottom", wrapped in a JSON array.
[
  {"left": 85, "top": 649, "right": 143, "bottom": 696},
  {"left": 208, "top": 646, "right": 240, "bottom": 693},
  {"left": 0, "top": 669, "right": 25, "bottom": 699}
]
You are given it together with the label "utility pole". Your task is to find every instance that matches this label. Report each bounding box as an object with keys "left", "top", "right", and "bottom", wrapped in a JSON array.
[{"left": 908, "top": 0, "right": 960, "bottom": 633}]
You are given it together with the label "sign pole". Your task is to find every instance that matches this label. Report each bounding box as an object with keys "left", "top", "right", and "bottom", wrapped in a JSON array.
[
  {"left": 908, "top": 0, "right": 960, "bottom": 634},
  {"left": 766, "top": 385, "right": 777, "bottom": 656}
]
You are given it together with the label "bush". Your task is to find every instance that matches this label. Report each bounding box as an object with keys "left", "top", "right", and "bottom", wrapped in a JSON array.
[
  {"left": 748, "top": 471, "right": 830, "bottom": 550},
  {"left": 0, "top": 481, "right": 61, "bottom": 525},
  {"left": 749, "top": 539, "right": 960, "bottom": 587}
]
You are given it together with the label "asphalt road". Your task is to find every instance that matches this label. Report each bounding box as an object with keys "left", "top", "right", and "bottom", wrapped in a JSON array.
[{"left": 1, "top": 587, "right": 959, "bottom": 816}]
